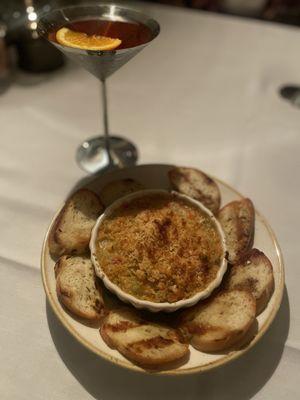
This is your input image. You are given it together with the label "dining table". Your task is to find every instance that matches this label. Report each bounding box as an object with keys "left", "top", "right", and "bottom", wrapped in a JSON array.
[{"left": 1, "top": 1, "right": 299, "bottom": 399}]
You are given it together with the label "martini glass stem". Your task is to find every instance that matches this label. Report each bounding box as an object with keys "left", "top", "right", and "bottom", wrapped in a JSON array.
[{"left": 101, "top": 79, "right": 113, "bottom": 165}]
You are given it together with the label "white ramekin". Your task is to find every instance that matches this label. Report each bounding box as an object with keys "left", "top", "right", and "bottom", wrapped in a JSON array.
[{"left": 90, "top": 189, "right": 227, "bottom": 312}]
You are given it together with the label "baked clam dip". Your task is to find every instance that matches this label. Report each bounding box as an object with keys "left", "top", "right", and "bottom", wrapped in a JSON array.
[{"left": 95, "top": 191, "right": 224, "bottom": 303}]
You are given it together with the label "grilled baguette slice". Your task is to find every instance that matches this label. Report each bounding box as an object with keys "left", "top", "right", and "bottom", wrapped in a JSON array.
[
  {"left": 179, "top": 290, "right": 256, "bottom": 352},
  {"left": 49, "top": 189, "right": 104, "bottom": 257},
  {"left": 100, "top": 178, "right": 144, "bottom": 206},
  {"left": 168, "top": 166, "right": 221, "bottom": 214},
  {"left": 100, "top": 308, "right": 189, "bottom": 368},
  {"left": 55, "top": 255, "right": 105, "bottom": 321},
  {"left": 218, "top": 198, "right": 255, "bottom": 264},
  {"left": 225, "top": 249, "right": 274, "bottom": 315}
]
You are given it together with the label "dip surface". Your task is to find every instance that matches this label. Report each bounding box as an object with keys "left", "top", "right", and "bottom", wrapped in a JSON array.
[{"left": 96, "top": 193, "right": 223, "bottom": 303}]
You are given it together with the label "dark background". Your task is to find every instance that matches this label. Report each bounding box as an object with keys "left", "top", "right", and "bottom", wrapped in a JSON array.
[
  {"left": 1, "top": 1, "right": 300, "bottom": 30},
  {"left": 0, "top": 0, "right": 299, "bottom": 78},
  {"left": 151, "top": 0, "right": 300, "bottom": 25}
]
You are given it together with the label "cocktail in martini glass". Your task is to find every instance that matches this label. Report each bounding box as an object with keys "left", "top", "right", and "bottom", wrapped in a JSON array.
[{"left": 38, "top": 4, "right": 160, "bottom": 173}]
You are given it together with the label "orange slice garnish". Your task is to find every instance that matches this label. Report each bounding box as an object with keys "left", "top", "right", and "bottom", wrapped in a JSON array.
[{"left": 56, "top": 27, "right": 122, "bottom": 51}]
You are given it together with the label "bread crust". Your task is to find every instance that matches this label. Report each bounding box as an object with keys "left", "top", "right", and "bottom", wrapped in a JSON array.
[
  {"left": 49, "top": 189, "right": 104, "bottom": 257},
  {"left": 179, "top": 290, "right": 256, "bottom": 352},
  {"left": 218, "top": 198, "right": 255, "bottom": 264},
  {"left": 100, "top": 179, "right": 144, "bottom": 206},
  {"left": 55, "top": 255, "right": 105, "bottom": 321},
  {"left": 226, "top": 249, "right": 274, "bottom": 315},
  {"left": 168, "top": 166, "right": 221, "bottom": 214},
  {"left": 100, "top": 308, "right": 189, "bottom": 368}
]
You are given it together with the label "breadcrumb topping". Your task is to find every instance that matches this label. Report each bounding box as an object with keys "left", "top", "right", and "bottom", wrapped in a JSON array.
[{"left": 96, "top": 193, "right": 222, "bottom": 303}]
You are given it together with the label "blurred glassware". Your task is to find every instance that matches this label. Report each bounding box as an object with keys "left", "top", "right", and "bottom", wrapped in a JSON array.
[
  {"left": 0, "top": 22, "right": 11, "bottom": 93},
  {"left": 279, "top": 85, "right": 300, "bottom": 107},
  {"left": 0, "top": 23, "right": 9, "bottom": 78},
  {"left": 1, "top": 0, "right": 64, "bottom": 73}
]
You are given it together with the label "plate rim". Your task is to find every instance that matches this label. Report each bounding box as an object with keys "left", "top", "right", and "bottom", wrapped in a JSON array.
[{"left": 41, "top": 163, "right": 285, "bottom": 376}]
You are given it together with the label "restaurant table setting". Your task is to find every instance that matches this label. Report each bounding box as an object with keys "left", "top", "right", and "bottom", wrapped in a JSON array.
[{"left": 0, "top": 1, "right": 299, "bottom": 399}]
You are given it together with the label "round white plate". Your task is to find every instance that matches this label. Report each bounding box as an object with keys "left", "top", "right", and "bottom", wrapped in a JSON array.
[{"left": 41, "top": 164, "right": 284, "bottom": 375}]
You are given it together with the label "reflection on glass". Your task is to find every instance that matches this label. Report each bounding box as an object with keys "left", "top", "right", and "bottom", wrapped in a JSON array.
[{"left": 38, "top": 4, "right": 160, "bottom": 173}]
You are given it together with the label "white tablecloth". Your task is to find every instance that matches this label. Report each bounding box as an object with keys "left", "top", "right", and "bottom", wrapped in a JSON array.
[{"left": 1, "top": 2, "right": 299, "bottom": 399}]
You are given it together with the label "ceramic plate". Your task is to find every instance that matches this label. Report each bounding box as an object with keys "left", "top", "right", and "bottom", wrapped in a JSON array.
[{"left": 41, "top": 164, "right": 284, "bottom": 375}]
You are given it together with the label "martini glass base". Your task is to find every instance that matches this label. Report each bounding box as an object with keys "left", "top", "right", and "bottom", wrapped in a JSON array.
[{"left": 76, "top": 135, "right": 138, "bottom": 173}]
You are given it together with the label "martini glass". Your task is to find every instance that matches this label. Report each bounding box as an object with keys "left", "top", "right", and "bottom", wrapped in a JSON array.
[{"left": 37, "top": 4, "right": 160, "bottom": 173}]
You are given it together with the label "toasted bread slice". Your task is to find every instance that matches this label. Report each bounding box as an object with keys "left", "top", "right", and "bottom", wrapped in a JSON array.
[
  {"left": 100, "top": 308, "right": 189, "bottom": 369},
  {"left": 49, "top": 189, "right": 104, "bottom": 257},
  {"left": 179, "top": 290, "right": 256, "bottom": 352},
  {"left": 218, "top": 198, "right": 255, "bottom": 264},
  {"left": 168, "top": 166, "right": 221, "bottom": 214},
  {"left": 225, "top": 249, "right": 274, "bottom": 315},
  {"left": 55, "top": 255, "right": 105, "bottom": 321},
  {"left": 100, "top": 179, "right": 144, "bottom": 206}
]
